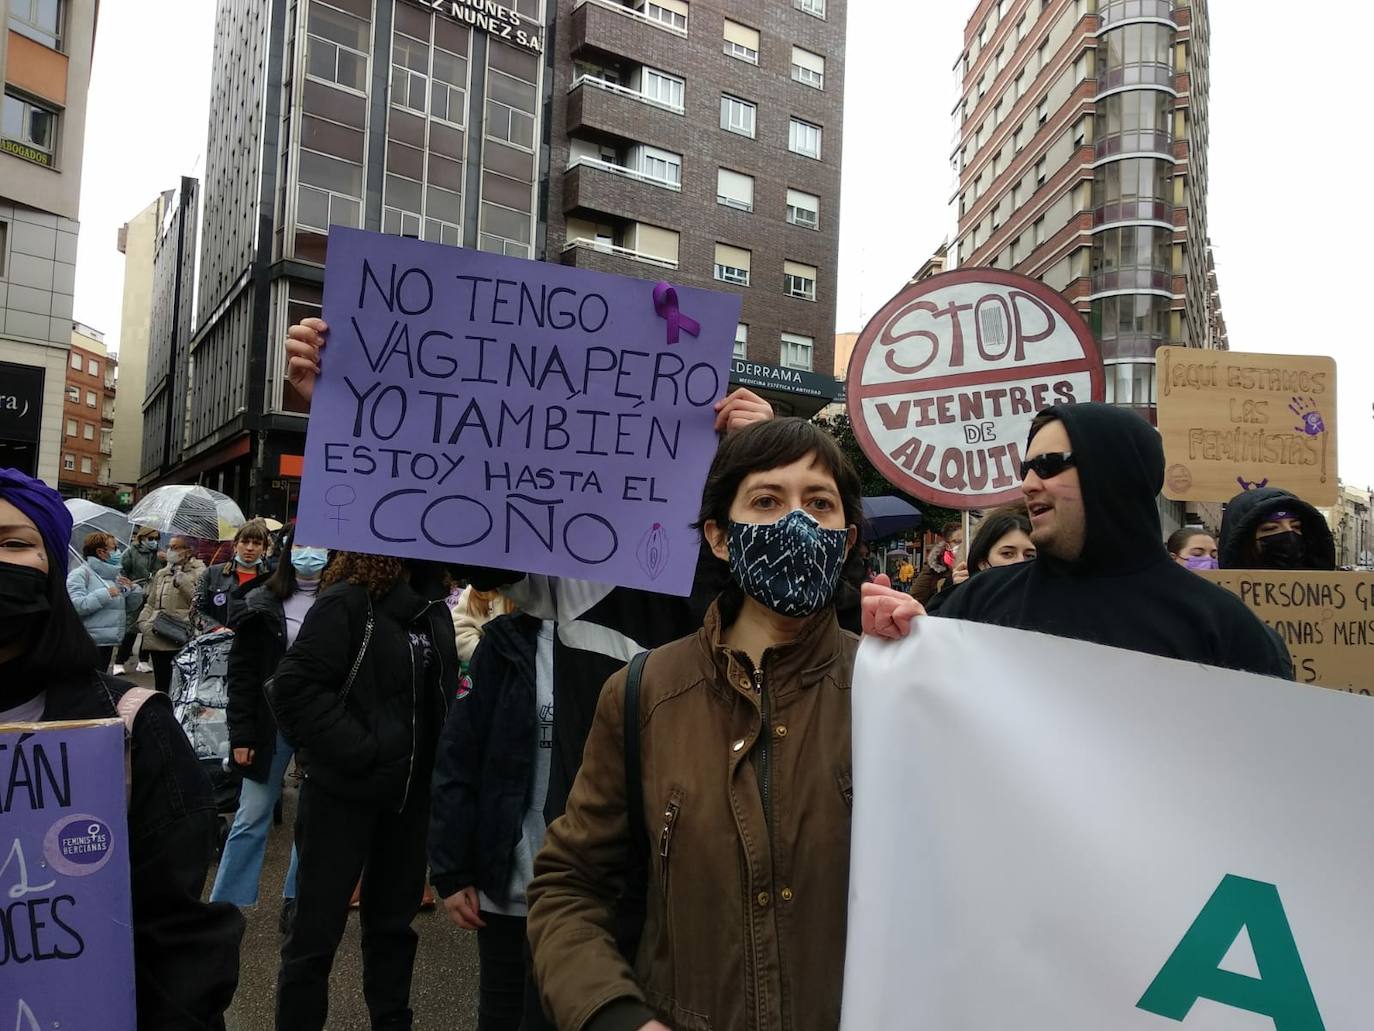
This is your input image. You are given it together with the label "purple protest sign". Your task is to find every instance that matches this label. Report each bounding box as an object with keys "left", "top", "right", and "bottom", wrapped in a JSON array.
[
  {"left": 1, "top": 719, "right": 135, "bottom": 1027},
  {"left": 296, "top": 229, "right": 740, "bottom": 595}
]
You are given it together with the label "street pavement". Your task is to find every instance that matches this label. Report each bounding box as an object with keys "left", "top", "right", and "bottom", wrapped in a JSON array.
[{"left": 120, "top": 667, "right": 483, "bottom": 1029}]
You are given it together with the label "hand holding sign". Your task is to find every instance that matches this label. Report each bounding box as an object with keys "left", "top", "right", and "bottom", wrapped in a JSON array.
[{"left": 294, "top": 229, "right": 741, "bottom": 596}]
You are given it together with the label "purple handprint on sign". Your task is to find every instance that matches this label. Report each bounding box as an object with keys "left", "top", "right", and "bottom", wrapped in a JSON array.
[
  {"left": 1288, "top": 396, "right": 1329, "bottom": 484},
  {"left": 1290, "top": 396, "right": 1325, "bottom": 437}
]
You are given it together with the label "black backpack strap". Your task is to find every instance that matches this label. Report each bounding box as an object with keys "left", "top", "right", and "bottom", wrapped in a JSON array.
[{"left": 624, "top": 650, "right": 649, "bottom": 859}]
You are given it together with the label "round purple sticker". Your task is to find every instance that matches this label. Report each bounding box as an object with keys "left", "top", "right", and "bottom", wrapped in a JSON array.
[{"left": 44, "top": 813, "right": 117, "bottom": 877}]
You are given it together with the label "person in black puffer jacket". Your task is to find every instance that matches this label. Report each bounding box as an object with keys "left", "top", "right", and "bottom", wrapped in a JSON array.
[
  {"left": 0, "top": 467, "right": 244, "bottom": 1030},
  {"left": 430, "top": 610, "right": 554, "bottom": 1031},
  {"left": 1218, "top": 486, "right": 1337, "bottom": 571},
  {"left": 269, "top": 550, "right": 456, "bottom": 1031}
]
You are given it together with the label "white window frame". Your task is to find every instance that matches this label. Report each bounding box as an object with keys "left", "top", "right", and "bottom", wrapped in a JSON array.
[
  {"left": 62, "top": 453, "right": 74, "bottom": 472},
  {"left": 791, "top": 48, "right": 825, "bottom": 90},
  {"left": 717, "top": 168, "right": 755, "bottom": 211},
  {"left": 638, "top": 145, "right": 682, "bottom": 187},
  {"left": 80, "top": 455, "right": 92, "bottom": 474},
  {"left": 795, "top": 0, "right": 825, "bottom": 17},
  {"left": 65, "top": 385, "right": 79, "bottom": 403},
  {"left": 305, "top": 8, "right": 370, "bottom": 96},
  {"left": 784, "top": 266, "right": 816, "bottom": 302},
  {"left": 83, "top": 421, "right": 93, "bottom": 440},
  {"left": 65, "top": 418, "right": 76, "bottom": 436},
  {"left": 70, "top": 352, "right": 82, "bottom": 370},
  {"left": 724, "top": 39, "right": 757, "bottom": 63},
  {"left": 85, "top": 390, "right": 95, "bottom": 407},
  {"left": 87, "top": 358, "right": 98, "bottom": 376},
  {"left": 641, "top": 1, "right": 687, "bottom": 32},
  {"left": 734, "top": 323, "right": 748, "bottom": 359},
  {"left": 788, "top": 118, "right": 822, "bottom": 159},
  {"left": 786, "top": 189, "right": 819, "bottom": 229},
  {"left": 780, "top": 333, "right": 814, "bottom": 372},
  {"left": 641, "top": 67, "right": 685, "bottom": 112},
  {"left": 714, "top": 244, "right": 751, "bottom": 286},
  {"left": 721, "top": 94, "right": 757, "bottom": 138}
]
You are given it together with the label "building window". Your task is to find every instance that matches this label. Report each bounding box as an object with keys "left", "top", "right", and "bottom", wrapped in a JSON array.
[
  {"left": 720, "top": 95, "right": 757, "bottom": 138},
  {"left": 717, "top": 168, "right": 755, "bottom": 211},
  {"left": 306, "top": 1, "right": 370, "bottom": 94},
  {"left": 788, "top": 118, "right": 821, "bottom": 159},
  {"left": 1035, "top": 157, "right": 1047, "bottom": 187},
  {"left": 80, "top": 455, "right": 92, "bottom": 474},
  {"left": 795, "top": 0, "right": 825, "bottom": 17},
  {"left": 83, "top": 421, "right": 93, "bottom": 440},
  {"left": 1032, "top": 215, "right": 1046, "bottom": 246},
  {"left": 784, "top": 261, "right": 817, "bottom": 301},
  {"left": 786, "top": 188, "right": 819, "bottom": 229},
  {"left": 65, "top": 418, "right": 76, "bottom": 437},
  {"left": 479, "top": 201, "right": 533, "bottom": 258},
  {"left": 780, "top": 333, "right": 814, "bottom": 371},
  {"left": 87, "top": 358, "right": 98, "bottom": 376},
  {"left": 791, "top": 47, "right": 825, "bottom": 89},
  {"left": 70, "top": 352, "right": 82, "bottom": 371},
  {"left": 640, "top": 0, "right": 687, "bottom": 32},
  {"left": 9, "top": 0, "right": 62, "bottom": 50},
  {"left": 714, "top": 243, "right": 751, "bottom": 286},
  {"left": 640, "top": 67, "right": 685, "bottom": 112},
  {"left": 1102, "top": 361, "right": 1157, "bottom": 406},
  {"left": 65, "top": 385, "right": 79, "bottom": 403},
  {"left": 86, "top": 390, "right": 95, "bottom": 407},
  {"left": 638, "top": 145, "right": 682, "bottom": 187},
  {"left": 734, "top": 323, "right": 748, "bottom": 359},
  {"left": 723, "top": 19, "right": 759, "bottom": 63},
  {"left": 486, "top": 69, "right": 538, "bottom": 150},
  {"left": 63, "top": 453, "right": 74, "bottom": 472},
  {"left": 1037, "top": 97, "right": 1048, "bottom": 126}
]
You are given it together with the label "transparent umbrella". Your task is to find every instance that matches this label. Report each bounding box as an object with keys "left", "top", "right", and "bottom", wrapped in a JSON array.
[
  {"left": 64, "top": 498, "right": 132, "bottom": 569},
  {"left": 128, "top": 485, "right": 246, "bottom": 542}
]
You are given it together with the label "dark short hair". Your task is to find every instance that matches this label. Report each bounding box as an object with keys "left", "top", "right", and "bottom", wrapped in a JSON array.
[
  {"left": 1167, "top": 526, "right": 1211, "bottom": 556},
  {"left": 82, "top": 531, "right": 113, "bottom": 558},
  {"left": 234, "top": 518, "right": 271, "bottom": 546},
  {"left": 967, "top": 504, "right": 1033, "bottom": 573},
  {"left": 1028, "top": 410, "right": 1060, "bottom": 445},
  {"left": 695, "top": 418, "right": 863, "bottom": 532}
]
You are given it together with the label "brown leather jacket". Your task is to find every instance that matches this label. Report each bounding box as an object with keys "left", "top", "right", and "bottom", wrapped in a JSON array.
[{"left": 527, "top": 600, "right": 858, "bottom": 1031}]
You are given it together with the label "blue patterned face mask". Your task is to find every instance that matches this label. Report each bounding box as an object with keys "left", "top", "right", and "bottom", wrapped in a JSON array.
[{"left": 727, "top": 509, "right": 850, "bottom": 618}]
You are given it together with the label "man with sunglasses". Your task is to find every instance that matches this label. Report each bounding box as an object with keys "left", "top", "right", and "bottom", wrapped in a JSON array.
[{"left": 864, "top": 403, "right": 1293, "bottom": 679}]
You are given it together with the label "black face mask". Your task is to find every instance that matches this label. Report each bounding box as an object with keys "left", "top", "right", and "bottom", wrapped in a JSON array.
[
  {"left": 1256, "top": 531, "right": 1307, "bottom": 570},
  {"left": 0, "top": 563, "right": 51, "bottom": 648}
]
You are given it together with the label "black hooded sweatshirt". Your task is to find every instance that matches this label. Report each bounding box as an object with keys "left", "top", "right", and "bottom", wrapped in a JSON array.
[
  {"left": 936, "top": 403, "right": 1294, "bottom": 678},
  {"left": 1217, "top": 486, "right": 1337, "bottom": 571}
]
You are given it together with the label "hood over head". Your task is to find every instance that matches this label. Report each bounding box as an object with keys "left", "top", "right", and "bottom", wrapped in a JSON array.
[
  {"left": 1218, "top": 487, "right": 1336, "bottom": 570},
  {"left": 1028, "top": 402, "right": 1167, "bottom": 576}
]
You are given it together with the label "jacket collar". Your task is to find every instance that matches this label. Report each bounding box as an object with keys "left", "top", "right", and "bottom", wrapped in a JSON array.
[{"left": 696, "top": 597, "right": 845, "bottom": 702}]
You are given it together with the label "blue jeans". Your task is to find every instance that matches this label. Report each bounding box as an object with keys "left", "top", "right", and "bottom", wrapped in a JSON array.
[{"left": 210, "top": 730, "right": 300, "bottom": 907}]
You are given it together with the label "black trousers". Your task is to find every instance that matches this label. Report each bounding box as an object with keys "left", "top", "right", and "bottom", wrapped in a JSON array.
[
  {"left": 95, "top": 645, "right": 114, "bottom": 673},
  {"left": 114, "top": 627, "right": 149, "bottom": 664},
  {"left": 150, "top": 651, "right": 175, "bottom": 694},
  {"left": 276, "top": 779, "right": 429, "bottom": 1031},
  {"left": 475, "top": 912, "right": 556, "bottom": 1031}
]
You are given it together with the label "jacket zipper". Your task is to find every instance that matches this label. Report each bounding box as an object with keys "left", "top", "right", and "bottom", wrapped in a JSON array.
[
  {"left": 754, "top": 665, "right": 771, "bottom": 827},
  {"left": 398, "top": 601, "right": 445, "bottom": 814},
  {"left": 660, "top": 797, "right": 681, "bottom": 994}
]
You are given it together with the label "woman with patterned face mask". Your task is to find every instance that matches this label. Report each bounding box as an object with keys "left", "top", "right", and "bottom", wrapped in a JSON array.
[
  {"left": 211, "top": 526, "right": 328, "bottom": 929},
  {"left": 527, "top": 418, "right": 864, "bottom": 1031}
]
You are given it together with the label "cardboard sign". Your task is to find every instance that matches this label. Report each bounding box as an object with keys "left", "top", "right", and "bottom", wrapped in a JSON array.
[
  {"left": 1198, "top": 569, "right": 1374, "bottom": 694},
  {"left": 0, "top": 719, "right": 135, "bottom": 1027},
  {"left": 843, "top": 618, "right": 1374, "bottom": 1029},
  {"left": 846, "top": 269, "right": 1103, "bottom": 510},
  {"left": 1157, "top": 346, "right": 1338, "bottom": 507},
  {"left": 296, "top": 229, "right": 740, "bottom": 596}
]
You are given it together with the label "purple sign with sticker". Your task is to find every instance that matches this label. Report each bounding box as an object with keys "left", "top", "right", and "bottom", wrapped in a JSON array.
[
  {"left": 1, "top": 719, "right": 135, "bottom": 1027},
  {"left": 296, "top": 228, "right": 740, "bottom": 595}
]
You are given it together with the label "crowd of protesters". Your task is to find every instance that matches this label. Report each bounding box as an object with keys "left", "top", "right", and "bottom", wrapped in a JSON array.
[{"left": 0, "top": 313, "right": 1343, "bottom": 1030}]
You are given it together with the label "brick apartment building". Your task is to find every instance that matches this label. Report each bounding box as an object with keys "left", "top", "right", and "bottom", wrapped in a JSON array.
[
  {"left": 546, "top": 0, "right": 846, "bottom": 415},
  {"left": 58, "top": 320, "right": 115, "bottom": 497}
]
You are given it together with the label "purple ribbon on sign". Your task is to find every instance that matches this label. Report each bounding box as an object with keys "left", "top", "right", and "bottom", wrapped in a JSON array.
[{"left": 652, "top": 282, "right": 701, "bottom": 345}]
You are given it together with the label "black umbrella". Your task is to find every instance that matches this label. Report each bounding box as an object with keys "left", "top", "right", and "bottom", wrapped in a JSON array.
[{"left": 861, "top": 496, "right": 923, "bottom": 541}]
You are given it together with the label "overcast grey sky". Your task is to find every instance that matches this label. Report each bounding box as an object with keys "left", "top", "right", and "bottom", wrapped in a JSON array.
[{"left": 73, "top": 0, "right": 1373, "bottom": 486}]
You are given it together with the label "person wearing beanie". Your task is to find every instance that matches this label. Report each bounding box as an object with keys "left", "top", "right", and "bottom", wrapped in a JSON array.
[{"left": 0, "top": 467, "right": 245, "bottom": 1029}]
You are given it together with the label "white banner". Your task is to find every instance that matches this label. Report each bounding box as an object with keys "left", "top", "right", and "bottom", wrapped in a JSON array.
[{"left": 842, "top": 618, "right": 1374, "bottom": 1030}]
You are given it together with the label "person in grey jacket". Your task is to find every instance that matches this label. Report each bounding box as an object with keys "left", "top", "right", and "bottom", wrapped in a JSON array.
[
  {"left": 115, "top": 525, "right": 165, "bottom": 673},
  {"left": 138, "top": 536, "right": 207, "bottom": 693},
  {"left": 66, "top": 530, "right": 132, "bottom": 671}
]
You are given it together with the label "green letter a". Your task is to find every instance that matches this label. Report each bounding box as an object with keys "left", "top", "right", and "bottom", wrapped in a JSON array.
[{"left": 1137, "top": 874, "right": 1325, "bottom": 1030}]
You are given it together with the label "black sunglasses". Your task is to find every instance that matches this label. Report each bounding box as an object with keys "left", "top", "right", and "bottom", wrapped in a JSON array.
[{"left": 1020, "top": 452, "right": 1075, "bottom": 481}]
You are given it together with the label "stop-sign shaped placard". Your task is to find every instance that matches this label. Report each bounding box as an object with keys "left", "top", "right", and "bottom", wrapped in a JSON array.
[{"left": 847, "top": 269, "right": 1103, "bottom": 509}]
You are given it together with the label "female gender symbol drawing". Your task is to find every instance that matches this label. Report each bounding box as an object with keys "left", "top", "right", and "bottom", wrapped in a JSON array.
[{"left": 325, "top": 484, "right": 357, "bottom": 530}]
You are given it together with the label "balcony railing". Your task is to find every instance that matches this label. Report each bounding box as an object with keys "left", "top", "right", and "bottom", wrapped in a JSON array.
[
  {"left": 1098, "top": 0, "right": 1174, "bottom": 28},
  {"left": 562, "top": 237, "right": 678, "bottom": 269},
  {"left": 567, "top": 155, "right": 681, "bottom": 191},
  {"left": 1092, "top": 268, "right": 1175, "bottom": 293},
  {"left": 568, "top": 73, "right": 685, "bottom": 115},
  {"left": 1095, "top": 130, "right": 1172, "bottom": 159},
  {"left": 573, "top": 0, "right": 687, "bottom": 37},
  {"left": 1094, "top": 199, "right": 1173, "bottom": 226},
  {"left": 1098, "top": 63, "right": 1175, "bottom": 91}
]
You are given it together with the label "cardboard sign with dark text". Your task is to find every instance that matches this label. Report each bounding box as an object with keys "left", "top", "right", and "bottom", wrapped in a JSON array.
[
  {"left": 1157, "top": 346, "right": 1338, "bottom": 507},
  {"left": 1200, "top": 570, "right": 1374, "bottom": 694},
  {"left": 846, "top": 270, "right": 1103, "bottom": 510},
  {"left": 296, "top": 229, "right": 740, "bottom": 596},
  {"left": 1, "top": 718, "right": 135, "bottom": 1027}
]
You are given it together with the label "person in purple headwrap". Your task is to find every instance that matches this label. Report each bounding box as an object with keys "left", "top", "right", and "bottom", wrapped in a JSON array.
[{"left": 0, "top": 468, "right": 245, "bottom": 1029}]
